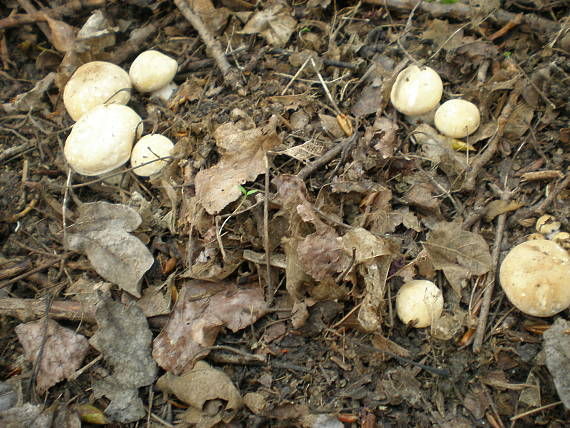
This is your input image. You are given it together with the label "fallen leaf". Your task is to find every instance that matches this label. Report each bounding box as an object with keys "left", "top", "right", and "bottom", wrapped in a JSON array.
[
  {"left": 195, "top": 120, "right": 281, "bottom": 215},
  {"left": 484, "top": 199, "right": 524, "bottom": 222},
  {"left": 156, "top": 361, "right": 242, "bottom": 426},
  {"left": 66, "top": 202, "right": 154, "bottom": 297},
  {"left": 15, "top": 319, "right": 89, "bottom": 394},
  {"left": 89, "top": 298, "right": 157, "bottom": 423},
  {"left": 424, "top": 221, "right": 492, "bottom": 293},
  {"left": 543, "top": 318, "right": 570, "bottom": 410},
  {"left": 2, "top": 72, "right": 55, "bottom": 114},
  {"left": 152, "top": 281, "right": 267, "bottom": 374},
  {"left": 0, "top": 404, "right": 53, "bottom": 428},
  {"left": 45, "top": 16, "right": 77, "bottom": 53},
  {"left": 238, "top": 0, "right": 296, "bottom": 47}
]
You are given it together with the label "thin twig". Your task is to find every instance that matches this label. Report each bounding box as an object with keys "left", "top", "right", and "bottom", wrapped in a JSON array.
[{"left": 174, "top": 0, "right": 245, "bottom": 95}]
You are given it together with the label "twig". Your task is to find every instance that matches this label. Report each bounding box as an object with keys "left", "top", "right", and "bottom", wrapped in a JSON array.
[
  {"left": 174, "top": 0, "right": 245, "bottom": 95},
  {"left": 462, "top": 79, "right": 523, "bottom": 191},
  {"left": 297, "top": 132, "right": 359, "bottom": 180},
  {"left": 363, "top": 0, "right": 561, "bottom": 35},
  {"left": 0, "top": 297, "right": 96, "bottom": 322},
  {"left": 0, "top": 258, "right": 62, "bottom": 289},
  {"left": 510, "top": 401, "right": 563, "bottom": 421},
  {"left": 0, "top": 142, "right": 34, "bottom": 164},
  {"left": 264, "top": 154, "right": 273, "bottom": 305}
]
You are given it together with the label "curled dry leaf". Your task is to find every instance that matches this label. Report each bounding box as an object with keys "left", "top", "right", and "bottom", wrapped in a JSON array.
[
  {"left": 66, "top": 202, "right": 154, "bottom": 298},
  {"left": 543, "top": 318, "right": 570, "bottom": 410},
  {"left": 156, "top": 361, "right": 242, "bottom": 427},
  {"left": 2, "top": 72, "right": 55, "bottom": 114},
  {"left": 15, "top": 319, "right": 89, "bottom": 394},
  {"left": 89, "top": 298, "right": 157, "bottom": 423},
  {"left": 424, "top": 221, "right": 492, "bottom": 294},
  {"left": 238, "top": 0, "right": 296, "bottom": 47},
  {"left": 153, "top": 281, "right": 267, "bottom": 374},
  {"left": 195, "top": 120, "right": 281, "bottom": 215}
]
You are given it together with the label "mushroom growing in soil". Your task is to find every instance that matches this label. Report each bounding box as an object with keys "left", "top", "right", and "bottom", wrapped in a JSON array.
[
  {"left": 396, "top": 279, "right": 444, "bottom": 328},
  {"left": 129, "top": 50, "right": 178, "bottom": 101},
  {"left": 130, "top": 134, "right": 174, "bottom": 177},
  {"left": 64, "top": 104, "right": 142, "bottom": 176},
  {"left": 434, "top": 99, "right": 480, "bottom": 138},
  {"left": 390, "top": 65, "right": 443, "bottom": 118},
  {"left": 63, "top": 61, "right": 132, "bottom": 121},
  {"left": 499, "top": 240, "right": 570, "bottom": 317}
]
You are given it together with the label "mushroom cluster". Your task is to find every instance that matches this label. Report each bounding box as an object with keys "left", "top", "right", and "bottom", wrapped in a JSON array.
[
  {"left": 63, "top": 51, "right": 178, "bottom": 178},
  {"left": 390, "top": 64, "right": 481, "bottom": 139}
]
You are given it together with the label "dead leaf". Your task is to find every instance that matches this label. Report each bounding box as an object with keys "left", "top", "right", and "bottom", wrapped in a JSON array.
[
  {"left": 195, "top": 120, "right": 281, "bottom": 215},
  {"left": 424, "top": 221, "right": 492, "bottom": 293},
  {"left": 484, "top": 199, "right": 524, "bottom": 222},
  {"left": 89, "top": 298, "right": 157, "bottom": 423},
  {"left": 363, "top": 116, "right": 399, "bottom": 159},
  {"left": 0, "top": 404, "right": 54, "bottom": 428},
  {"left": 15, "top": 319, "right": 89, "bottom": 394},
  {"left": 66, "top": 202, "right": 154, "bottom": 298},
  {"left": 238, "top": 0, "right": 296, "bottom": 47},
  {"left": 2, "top": 72, "right": 55, "bottom": 114},
  {"left": 191, "top": 0, "right": 230, "bottom": 34},
  {"left": 45, "top": 16, "right": 77, "bottom": 53},
  {"left": 297, "top": 229, "right": 350, "bottom": 281},
  {"left": 152, "top": 281, "right": 267, "bottom": 374},
  {"left": 504, "top": 102, "right": 534, "bottom": 139},
  {"left": 319, "top": 114, "right": 345, "bottom": 138},
  {"left": 156, "top": 361, "right": 242, "bottom": 426},
  {"left": 543, "top": 318, "right": 570, "bottom": 410}
]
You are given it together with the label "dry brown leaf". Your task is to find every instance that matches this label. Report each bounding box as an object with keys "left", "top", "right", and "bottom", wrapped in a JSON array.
[
  {"left": 45, "top": 16, "right": 77, "bottom": 53},
  {"left": 238, "top": 0, "right": 296, "bottom": 47},
  {"left": 2, "top": 72, "right": 55, "bottom": 114},
  {"left": 15, "top": 319, "right": 89, "bottom": 394},
  {"left": 66, "top": 202, "right": 154, "bottom": 298},
  {"left": 157, "top": 361, "right": 242, "bottom": 427},
  {"left": 424, "top": 221, "right": 492, "bottom": 293},
  {"left": 543, "top": 318, "right": 570, "bottom": 410},
  {"left": 191, "top": 0, "right": 230, "bottom": 34},
  {"left": 297, "top": 229, "right": 350, "bottom": 281},
  {"left": 319, "top": 113, "right": 345, "bottom": 138},
  {"left": 152, "top": 281, "right": 267, "bottom": 374},
  {"left": 195, "top": 120, "right": 281, "bottom": 214},
  {"left": 484, "top": 199, "right": 524, "bottom": 222},
  {"left": 363, "top": 116, "right": 399, "bottom": 159}
]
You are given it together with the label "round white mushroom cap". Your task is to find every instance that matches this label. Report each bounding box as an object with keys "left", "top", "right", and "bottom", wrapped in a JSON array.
[
  {"left": 63, "top": 61, "right": 131, "bottom": 121},
  {"left": 390, "top": 65, "right": 443, "bottom": 116},
  {"left": 434, "top": 99, "right": 480, "bottom": 138},
  {"left": 396, "top": 279, "right": 444, "bottom": 328},
  {"left": 129, "top": 50, "right": 178, "bottom": 93},
  {"left": 64, "top": 104, "right": 143, "bottom": 176},
  {"left": 499, "top": 240, "right": 570, "bottom": 317},
  {"left": 130, "top": 134, "right": 174, "bottom": 176}
]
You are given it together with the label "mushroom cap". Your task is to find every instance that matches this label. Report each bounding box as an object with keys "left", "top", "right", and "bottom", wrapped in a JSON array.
[
  {"left": 130, "top": 134, "right": 174, "bottom": 176},
  {"left": 129, "top": 50, "right": 178, "bottom": 93},
  {"left": 396, "top": 279, "right": 444, "bottom": 328},
  {"left": 499, "top": 240, "right": 570, "bottom": 317},
  {"left": 63, "top": 61, "right": 131, "bottom": 121},
  {"left": 64, "top": 104, "right": 142, "bottom": 176},
  {"left": 390, "top": 65, "right": 443, "bottom": 116},
  {"left": 434, "top": 99, "right": 480, "bottom": 138}
]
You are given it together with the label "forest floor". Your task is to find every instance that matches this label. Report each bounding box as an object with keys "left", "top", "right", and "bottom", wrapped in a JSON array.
[{"left": 1, "top": 0, "right": 569, "bottom": 427}]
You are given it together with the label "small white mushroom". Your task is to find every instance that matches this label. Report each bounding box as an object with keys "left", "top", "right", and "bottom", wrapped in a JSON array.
[
  {"left": 64, "top": 104, "right": 142, "bottom": 176},
  {"left": 396, "top": 279, "right": 444, "bottom": 328},
  {"left": 434, "top": 99, "right": 480, "bottom": 138},
  {"left": 499, "top": 240, "right": 570, "bottom": 317},
  {"left": 390, "top": 65, "right": 443, "bottom": 116},
  {"left": 130, "top": 134, "right": 174, "bottom": 177},
  {"left": 63, "top": 61, "right": 132, "bottom": 121},
  {"left": 129, "top": 50, "right": 178, "bottom": 100}
]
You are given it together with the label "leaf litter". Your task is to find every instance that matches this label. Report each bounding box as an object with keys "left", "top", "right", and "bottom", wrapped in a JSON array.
[{"left": 0, "top": 0, "right": 569, "bottom": 426}]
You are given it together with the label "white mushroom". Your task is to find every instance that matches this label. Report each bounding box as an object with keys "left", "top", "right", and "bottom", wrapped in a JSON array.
[
  {"left": 64, "top": 104, "right": 142, "bottom": 176},
  {"left": 129, "top": 50, "right": 178, "bottom": 100},
  {"left": 390, "top": 65, "right": 443, "bottom": 116},
  {"left": 130, "top": 134, "right": 174, "bottom": 177},
  {"left": 499, "top": 240, "right": 570, "bottom": 317},
  {"left": 396, "top": 279, "right": 444, "bottom": 328},
  {"left": 434, "top": 99, "right": 480, "bottom": 138},
  {"left": 63, "top": 61, "right": 131, "bottom": 121}
]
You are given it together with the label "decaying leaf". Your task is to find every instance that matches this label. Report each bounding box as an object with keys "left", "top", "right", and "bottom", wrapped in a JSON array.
[
  {"left": 484, "top": 199, "right": 524, "bottom": 222},
  {"left": 424, "top": 221, "right": 492, "bottom": 293},
  {"left": 15, "top": 319, "right": 90, "bottom": 394},
  {"left": 543, "top": 318, "right": 570, "bottom": 410},
  {"left": 2, "top": 72, "right": 55, "bottom": 114},
  {"left": 45, "top": 16, "right": 77, "bottom": 53},
  {"left": 195, "top": 120, "right": 281, "bottom": 215},
  {"left": 66, "top": 202, "right": 154, "bottom": 298},
  {"left": 0, "top": 404, "right": 54, "bottom": 428},
  {"left": 238, "top": 0, "right": 296, "bottom": 47},
  {"left": 153, "top": 281, "right": 267, "bottom": 374},
  {"left": 89, "top": 299, "right": 157, "bottom": 423},
  {"left": 156, "top": 361, "right": 242, "bottom": 427}
]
